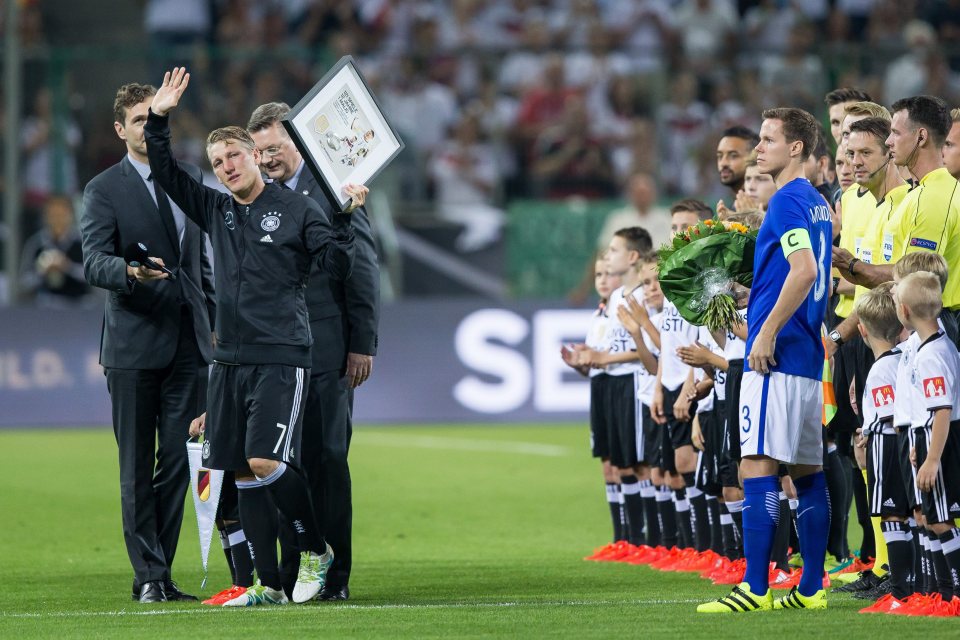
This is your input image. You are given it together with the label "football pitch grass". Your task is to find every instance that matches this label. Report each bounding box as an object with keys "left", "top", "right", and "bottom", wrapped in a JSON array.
[{"left": 1, "top": 424, "right": 957, "bottom": 638}]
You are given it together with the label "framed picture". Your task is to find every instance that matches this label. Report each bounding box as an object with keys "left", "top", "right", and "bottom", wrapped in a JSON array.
[{"left": 283, "top": 56, "right": 405, "bottom": 209}]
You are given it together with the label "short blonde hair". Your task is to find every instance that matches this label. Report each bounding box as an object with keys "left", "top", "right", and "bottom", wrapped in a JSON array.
[
  {"left": 893, "top": 252, "right": 948, "bottom": 291},
  {"left": 897, "top": 271, "right": 943, "bottom": 320},
  {"left": 721, "top": 208, "right": 764, "bottom": 230},
  {"left": 745, "top": 150, "right": 758, "bottom": 168},
  {"left": 206, "top": 126, "right": 255, "bottom": 154},
  {"left": 951, "top": 107, "right": 960, "bottom": 124},
  {"left": 844, "top": 101, "right": 892, "bottom": 123},
  {"left": 855, "top": 282, "right": 902, "bottom": 344}
]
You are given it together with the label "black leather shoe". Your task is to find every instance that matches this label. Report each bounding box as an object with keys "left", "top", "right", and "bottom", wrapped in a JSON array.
[
  {"left": 139, "top": 581, "right": 166, "bottom": 603},
  {"left": 317, "top": 584, "right": 349, "bottom": 601},
  {"left": 162, "top": 581, "right": 198, "bottom": 601}
]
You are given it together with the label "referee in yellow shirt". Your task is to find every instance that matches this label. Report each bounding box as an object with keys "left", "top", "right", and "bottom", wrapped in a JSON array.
[{"left": 834, "top": 96, "right": 960, "bottom": 339}]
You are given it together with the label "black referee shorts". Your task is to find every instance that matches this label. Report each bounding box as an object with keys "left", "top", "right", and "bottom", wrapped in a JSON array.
[
  {"left": 897, "top": 428, "right": 919, "bottom": 511},
  {"left": 724, "top": 360, "right": 744, "bottom": 464},
  {"left": 604, "top": 373, "right": 643, "bottom": 469},
  {"left": 589, "top": 374, "right": 610, "bottom": 459},
  {"left": 203, "top": 362, "right": 309, "bottom": 472},
  {"left": 866, "top": 432, "right": 910, "bottom": 518},
  {"left": 662, "top": 385, "right": 695, "bottom": 451},
  {"left": 695, "top": 403, "right": 724, "bottom": 496},
  {"left": 910, "top": 424, "right": 960, "bottom": 525}
]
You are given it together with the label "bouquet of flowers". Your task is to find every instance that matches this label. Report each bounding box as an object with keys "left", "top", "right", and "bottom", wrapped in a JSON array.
[{"left": 657, "top": 218, "right": 758, "bottom": 332}]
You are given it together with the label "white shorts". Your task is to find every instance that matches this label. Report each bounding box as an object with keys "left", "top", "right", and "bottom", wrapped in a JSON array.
[{"left": 738, "top": 371, "right": 823, "bottom": 466}]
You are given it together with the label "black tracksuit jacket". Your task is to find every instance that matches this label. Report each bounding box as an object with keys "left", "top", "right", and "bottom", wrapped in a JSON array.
[{"left": 144, "top": 110, "right": 355, "bottom": 368}]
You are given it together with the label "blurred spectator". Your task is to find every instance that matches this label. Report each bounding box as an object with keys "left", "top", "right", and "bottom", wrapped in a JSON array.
[
  {"left": 603, "top": 0, "right": 675, "bottom": 73},
  {"left": 565, "top": 21, "right": 634, "bottom": 92},
  {"left": 145, "top": 0, "right": 211, "bottom": 61},
  {"left": 658, "top": 72, "right": 712, "bottom": 195},
  {"left": 590, "top": 75, "right": 649, "bottom": 186},
  {"left": 380, "top": 57, "right": 458, "bottom": 200},
  {"left": 498, "top": 21, "right": 553, "bottom": 96},
  {"left": 759, "top": 23, "right": 825, "bottom": 113},
  {"left": 514, "top": 54, "right": 577, "bottom": 161},
  {"left": 21, "top": 89, "right": 81, "bottom": 226},
  {"left": 596, "top": 172, "right": 673, "bottom": 250},
  {"left": 743, "top": 0, "right": 798, "bottom": 56},
  {"left": 836, "top": 0, "right": 876, "bottom": 41},
  {"left": 429, "top": 110, "right": 505, "bottom": 252},
  {"left": 883, "top": 20, "right": 937, "bottom": 104},
  {"left": 530, "top": 95, "right": 616, "bottom": 199},
  {"left": 674, "top": 0, "right": 738, "bottom": 70},
  {"left": 18, "top": 195, "right": 92, "bottom": 308}
]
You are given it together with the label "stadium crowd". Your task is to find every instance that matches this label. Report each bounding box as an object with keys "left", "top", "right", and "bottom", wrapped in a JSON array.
[
  {"left": 12, "top": 0, "right": 960, "bottom": 304},
  {"left": 566, "top": 85, "right": 960, "bottom": 616}
]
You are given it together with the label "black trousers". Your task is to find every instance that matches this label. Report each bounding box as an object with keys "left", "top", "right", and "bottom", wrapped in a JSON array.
[
  {"left": 280, "top": 369, "right": 354, "bottom": 591},
  {"left": 104, "top": 310, "right": 204, "bottom": 586}
]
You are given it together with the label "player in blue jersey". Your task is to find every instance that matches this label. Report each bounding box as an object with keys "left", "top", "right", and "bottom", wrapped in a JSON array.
[{"left": 698, "top": 108, "right": 833, "bottom": 613}]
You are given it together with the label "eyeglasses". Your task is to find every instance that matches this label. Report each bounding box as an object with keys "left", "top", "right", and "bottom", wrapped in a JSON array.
[{"left": 260, "top": 144, "right": 286, "bottom": 158}]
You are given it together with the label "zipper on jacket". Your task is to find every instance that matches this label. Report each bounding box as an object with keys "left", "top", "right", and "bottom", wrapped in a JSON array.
[{"left": 233, "top": 204, "right": 249, "bottom": 362}]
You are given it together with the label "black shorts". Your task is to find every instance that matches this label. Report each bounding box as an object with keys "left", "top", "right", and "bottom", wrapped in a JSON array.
[
  {"left": 659, "top": 419, "right": 676, "bottom": 473},
  {"left": 604, "top": 373, "right": 643, "bottom": 469},
  {"left": 695, "top": 404, "right": 724, "bottom": 495},
  {"left": 589, "top": 375, "right": 610, "bottom": 459},
  {"left": 203, "top": 362, "right": 309, "bottom": 472},
  {"left": 641, "top": 404, "right": 659, "bottom": 466},
  {"left": 897, "top": 428, "right": 919, "bottom": 511},
  {"left": 725, "top": 360, "right": 744, "bottom": 463},
  {"left": 866, "top": 432, "right": 910, "bottom": 518},
  {"left": 910, "top": 424, "right": 960, "bottom": 525},
  {"left": 831, "top": 335, "right": 860, "bottom": 433},
  {"left": 662, "top": 385, "right": 694, "bottom": 451}
]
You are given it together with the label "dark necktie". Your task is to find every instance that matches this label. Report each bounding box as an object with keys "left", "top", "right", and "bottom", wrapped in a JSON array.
[{"left": 151, "top": 178, "right": 181, "bottom": 257}]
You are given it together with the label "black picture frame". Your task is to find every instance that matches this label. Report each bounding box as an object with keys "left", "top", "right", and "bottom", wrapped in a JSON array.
[{"left": 282, "top": 55, "right": 405, "bottom": 209}]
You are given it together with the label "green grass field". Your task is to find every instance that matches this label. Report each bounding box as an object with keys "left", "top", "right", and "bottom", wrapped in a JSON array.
[{"left": 1, "top": 424, "right": 957, "bottom": 638}]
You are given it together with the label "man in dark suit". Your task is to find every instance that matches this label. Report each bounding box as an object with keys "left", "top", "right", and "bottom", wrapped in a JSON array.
[
  {"left": 79, "top": 83, "right": 215, "bottom": 604},
  {"left": 248, "top": 102, "right": 380, "bottom": 601}
]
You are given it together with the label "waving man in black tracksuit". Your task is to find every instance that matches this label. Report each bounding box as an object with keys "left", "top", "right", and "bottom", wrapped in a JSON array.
[{"left": 144, "top": 67, "right": 363, "bottom": 607}]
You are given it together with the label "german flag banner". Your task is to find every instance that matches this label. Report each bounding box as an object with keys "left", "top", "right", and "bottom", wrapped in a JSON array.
[{"left": 187, "top": 439, "right": 223, "bottom": 588}]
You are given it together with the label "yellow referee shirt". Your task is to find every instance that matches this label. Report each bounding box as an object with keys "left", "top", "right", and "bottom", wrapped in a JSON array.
[
  {"left": 883, "top": 167, "right": 960, "bottom": 307},
  {"left": 835, "top": 184, "right": 869, "bottom": 318},
  {"left": 854, "top": 183, "right": 910, "bottom": 303}
]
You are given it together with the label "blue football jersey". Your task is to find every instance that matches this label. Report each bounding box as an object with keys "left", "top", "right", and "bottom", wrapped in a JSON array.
[{"left": 745, "top": 178, "right": 832, "bottom": 380}]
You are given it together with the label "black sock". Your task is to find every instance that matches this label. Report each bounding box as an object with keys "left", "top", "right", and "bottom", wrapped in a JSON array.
[
  {"left": 224, "top": 521, "right": 255, "bottom": 588},
  {"left": 641, "top": 481, "right": 660, "bottom": 547},
  {"left": 258, "top": 462, "right": 325, "bottom": 555},
  {"left": 218, "top": 527, "right": 237, "bottom": 585},
  {"left": 719, "top": 501, "right": 737, "bottom": 560},
  {"left": 938, "top": 528, "right": 960, "bottom": 598},
  {"left": 727, "top": 499, "right": 744, "bottom": 558},
  {"left": 673, "top": 487, "right": 694, "bottom": 549},
  {"left": 921, "top": 530, "right": 934, "bottom": 594},
  {"left": 852, "top": 465, "right": 875, "bottom": 560},
  {"left": 882, "top": 521, "right": 914, "bottom": 600},
  {"left": 929, "top": 533, "right": 954, "bottom": 599},
  {"left": 824, "top": 446, "right": 849, "bottom": 560},
  {"left": 910, "top": 519, "right": 923, "bottom": 594},
  {"left": 771, "top": 493, "right": 791, "bottom": 571},
  {"left": 657, "top": 485, "right": 678, "bottom": 548},
  {"left": 236, "top": 480, "right": 281, "bottom": 590},
  {"left": 620, "top": 475, "right": 646, "bottom": 546},
  {"left": 788, "top": 498, "right": 801, "bottom": 556},
  {"left": 606, "top": 482, "right": 624, "bottom": 542},
  {"left": 706, "top": 494, "right": 723, "bottom": 554},
  {"left": 683, "top": 472, "right": 709, "bottom": 552}
]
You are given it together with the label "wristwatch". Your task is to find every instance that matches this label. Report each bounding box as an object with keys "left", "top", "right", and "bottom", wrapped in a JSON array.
[{"left": 829, "top": 330, "right": 844, "bottom": 346}]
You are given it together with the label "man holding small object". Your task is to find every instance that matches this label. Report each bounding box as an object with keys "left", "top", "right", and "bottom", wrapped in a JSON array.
[
  {"left": 144, "top": 67, "right": 361, "bottom": 606},
  {"left": 79, "top": 81, "right": 215, "bottom": 604}
]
